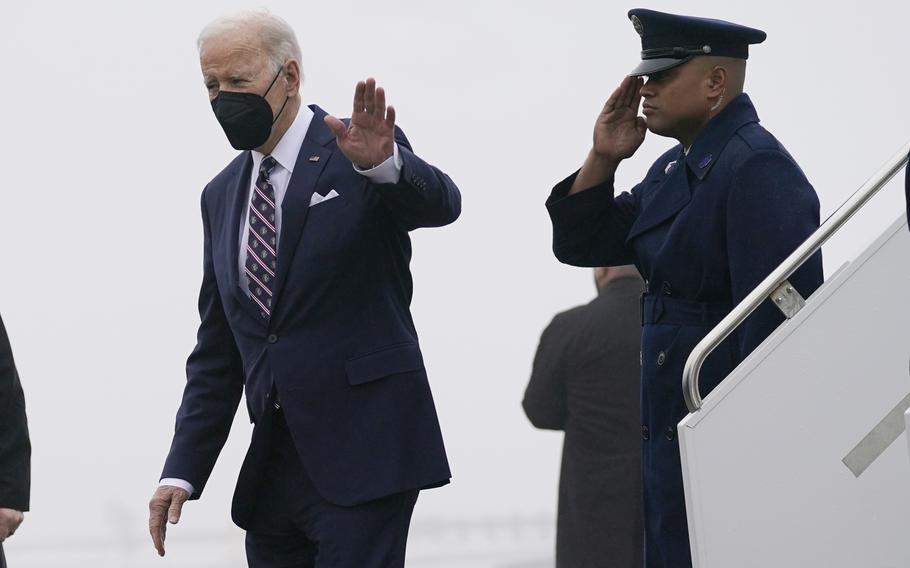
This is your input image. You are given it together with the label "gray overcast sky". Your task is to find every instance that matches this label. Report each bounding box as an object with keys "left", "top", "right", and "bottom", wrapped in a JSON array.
[{"left": 0, "top": 0, "right": 907, "bottom": 565}]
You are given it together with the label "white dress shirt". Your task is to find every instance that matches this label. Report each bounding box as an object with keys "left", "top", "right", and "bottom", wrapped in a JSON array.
[{"left": 160, "top": 104, "right": 404, "bottom": 497}]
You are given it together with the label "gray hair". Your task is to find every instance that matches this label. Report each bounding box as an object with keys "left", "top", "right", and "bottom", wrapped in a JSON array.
[{"left": 197, "top": 10, "right": 303, "bottom": 75}]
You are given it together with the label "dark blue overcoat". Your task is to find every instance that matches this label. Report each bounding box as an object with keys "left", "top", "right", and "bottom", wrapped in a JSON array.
[{"left": 547, "top": 94, "right": 824, "bottom": 568}]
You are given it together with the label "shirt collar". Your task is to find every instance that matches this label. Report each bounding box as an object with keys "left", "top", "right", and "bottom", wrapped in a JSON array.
[{"left": 251, "top": 103, "right": 315, "bottom": 174}]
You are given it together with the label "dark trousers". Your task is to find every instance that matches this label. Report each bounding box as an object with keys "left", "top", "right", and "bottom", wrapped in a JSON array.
[{"left": 238, "top": 407, "right": 419, "bottom": 568}]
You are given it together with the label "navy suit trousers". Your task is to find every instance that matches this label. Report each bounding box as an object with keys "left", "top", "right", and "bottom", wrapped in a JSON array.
[{"left": 241, "top": 407, "right": 419, "bottom": 568}]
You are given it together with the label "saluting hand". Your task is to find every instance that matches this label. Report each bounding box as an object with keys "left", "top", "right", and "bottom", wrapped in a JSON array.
[
  {"left": 0, "top": 508, "right": 24, "bottom": 542},
  {"left": 325, "top": 77, "right": 396, "bottom": 170},
  {"left": 148, "top": 485, "right": 189, "bottom": 557},
  {"left": 592, "top": 76, "right": 647, "bottom": 162},
  {"left": 570, "top": 76, "right": 647, "bottom": 194}
]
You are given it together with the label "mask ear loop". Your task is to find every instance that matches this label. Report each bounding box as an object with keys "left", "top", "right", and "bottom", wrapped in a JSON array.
[
  {"left": 262, "top": 66, "right": 285, "bottom": 97},
  {"left": 263, "top": 64, "right": 291, "bottom": 125},
  {"left": 272, "top": 96, "right": 290, "bottom": 125},
  {"left": 710, "top": 87, "right": 726, "bottom": 112}
]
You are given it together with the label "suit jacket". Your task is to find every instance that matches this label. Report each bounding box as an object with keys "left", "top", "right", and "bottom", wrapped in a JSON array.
[
  {"left": 0, "top": 314, "right": 30, "bottom": 513},
  {"left": 523, "top": 276, "right": 644, "bottom": 568},
  {"left": 161, "top": 105, "right": 460, "bottom": 509},
  {"left": 547, "top": 93, "right": 824, "bottom": 568}
]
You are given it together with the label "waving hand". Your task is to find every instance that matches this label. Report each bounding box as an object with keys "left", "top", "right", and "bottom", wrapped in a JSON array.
[{"left": 325, "top": 78, "right": 396, "bottom": 170}]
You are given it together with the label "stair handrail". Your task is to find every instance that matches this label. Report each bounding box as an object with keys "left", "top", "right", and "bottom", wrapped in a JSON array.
[{"left": 683, "top": 142, "right": 910, "bottom": 413}]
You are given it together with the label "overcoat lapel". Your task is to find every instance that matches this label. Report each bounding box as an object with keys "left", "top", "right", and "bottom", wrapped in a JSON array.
[
  {"left": 626, "top": 94, "right": 760, "bottom": 242},
  {"left": 271, "top": 105, "right": 335, "bottom": 307},
  {"left": 626, "top": 151, "right": 691, "bottom": 241}
]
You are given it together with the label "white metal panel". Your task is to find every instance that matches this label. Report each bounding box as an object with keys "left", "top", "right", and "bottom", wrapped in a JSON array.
[{"left": 679, "top": 215, "right": 910, "bottom": 568}]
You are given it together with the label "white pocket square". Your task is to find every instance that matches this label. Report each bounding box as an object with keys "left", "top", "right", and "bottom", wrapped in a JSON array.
[{"left": 309, "top": 189, "right": 339, "bottom": 207}]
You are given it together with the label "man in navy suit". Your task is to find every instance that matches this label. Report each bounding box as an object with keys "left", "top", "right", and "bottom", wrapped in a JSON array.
[
  {"left": 147, "top": 11, "right": 460, "bottom": 567},
  {"left": 547, "top": 9, "right": 823, "bottom": 568}
]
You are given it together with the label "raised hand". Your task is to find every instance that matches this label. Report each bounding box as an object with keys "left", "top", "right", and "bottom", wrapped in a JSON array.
[
  {"left": 0, "top": 508, "right": 24, "bottom": 542},
  {"left": 148, "top": 485, "right": 189, "bottom": 557},
  {"left": 592, "top": 76, "right": 647, "bottom": 162},
  {"left": 570, "top": 76, "right": 647, "bottom": 194},
  {"left": 324, "top": 78, "right": 396, "bottom": 170}
]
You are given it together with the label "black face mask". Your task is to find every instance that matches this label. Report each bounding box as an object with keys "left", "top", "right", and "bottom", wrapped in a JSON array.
[{"left": 210, "top": 68, "right": 289, "bottom": 150}]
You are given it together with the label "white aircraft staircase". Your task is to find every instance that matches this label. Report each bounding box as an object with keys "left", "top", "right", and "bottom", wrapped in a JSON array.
[{"left": 677, "top": 144, "right": 910, "bottom": 568}]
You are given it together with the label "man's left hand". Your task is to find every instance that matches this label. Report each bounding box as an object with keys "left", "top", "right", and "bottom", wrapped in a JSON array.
[
  {"left": 325, "top": 77, "right": 396, "bottom": 169},
  {"left": 0, "top": 508, "right": 24, "bottom": 542}
]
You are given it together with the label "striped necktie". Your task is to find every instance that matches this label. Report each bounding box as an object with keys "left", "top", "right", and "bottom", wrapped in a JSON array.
[{"left": 245, "top": 155, "right": 279, "bottom": 319}]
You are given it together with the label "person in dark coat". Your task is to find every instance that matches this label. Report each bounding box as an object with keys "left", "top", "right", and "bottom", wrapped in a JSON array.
[
  {"left": 0, "top": 315, "right": 30, "bottom": 568},
  {"left": 546, "top": 9, "right": 824, "bottom": 568},
  {"left": 523, "top": 265, "right": 644, "bottom": 568}
]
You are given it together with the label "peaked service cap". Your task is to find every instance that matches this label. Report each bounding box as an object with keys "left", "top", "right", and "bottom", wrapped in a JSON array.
[{"left": 627, "top": 8, "right": 767, "bottom": 76}]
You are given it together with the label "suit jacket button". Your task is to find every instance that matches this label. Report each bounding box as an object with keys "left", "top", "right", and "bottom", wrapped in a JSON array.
[
  {"left": 657, "top": 351, "right": 666, "bottom": 366},
  {"left": 267, "top": 334, "right": 278, "bottom": 344},
  {"left": 666, "top": 427, "right": 676, "bottom": 441},
  {"left": 642, "top": 425, "right": 650, "bottom": 440}
]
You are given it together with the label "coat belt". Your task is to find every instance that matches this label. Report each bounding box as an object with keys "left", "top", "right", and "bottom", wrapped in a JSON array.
[{"left": 640, "top": 295, "right": 730, "bottom": 326}]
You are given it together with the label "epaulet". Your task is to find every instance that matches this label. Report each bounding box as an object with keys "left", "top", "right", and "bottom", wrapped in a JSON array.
[{"left": 735, "top": 122, "right": 783, "bottom": 152}]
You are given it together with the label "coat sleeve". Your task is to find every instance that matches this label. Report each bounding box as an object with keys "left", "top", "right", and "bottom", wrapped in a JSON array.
[
  {"left": 371, "top": 127, "right": 462, "bottom": 231},
  {"left": 522, "top": 313, "right": 572, "bottom": 430},
  {"left": 160, "top": 192, "right": 245, "bottom": 500},
  {"left": 546, "top": 171, "right": 640, "bottom": 267},
  {"left": 726, "top": 150, "right": 824, "bottom": 358},
  {"left": 0, "top": 315, "right": 30, "bottom": 512}
]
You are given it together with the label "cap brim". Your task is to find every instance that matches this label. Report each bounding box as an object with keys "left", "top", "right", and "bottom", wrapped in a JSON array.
[{"left": 628, "top": 56, "right": 692, "bottom": 77}]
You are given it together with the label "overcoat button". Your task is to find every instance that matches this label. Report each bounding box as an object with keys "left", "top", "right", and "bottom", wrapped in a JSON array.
[
  {"left": 642, "top": 425, "right": 650, "bottom": 440},
  {"left": 267, "top": 334, "right": 278, "bottom": 344},
  {"left": 666, "top": 427, "right": 675, "bottom": 441},
  {"left": 657, "top": 351, "right": 666, "bottom": 366}
]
